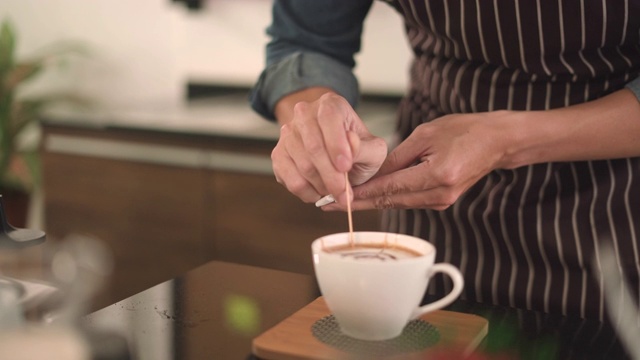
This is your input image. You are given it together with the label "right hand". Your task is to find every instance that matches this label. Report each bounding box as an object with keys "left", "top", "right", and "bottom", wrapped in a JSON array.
[{"left": 272, "top": 92, "right": 388, "bottom": 205}]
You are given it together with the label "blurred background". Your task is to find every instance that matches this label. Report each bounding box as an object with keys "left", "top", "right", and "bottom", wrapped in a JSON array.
[
  {"left": 3, "top": 3, "right": 638, "bottom": 360},
  {"left": 0, "top": 0, "right": 412, "bottom": 311},
  {"left": 1, "top": 0, "right": 410, "bottom": 108}
]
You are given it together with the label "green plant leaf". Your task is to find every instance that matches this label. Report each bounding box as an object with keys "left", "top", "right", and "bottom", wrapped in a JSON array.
[
  {"left": 0, "top": 91, "right": 13, "bottom": 155},
  {"left": 0, "top": 150, "right": 40, "bottom": 193},
  {"left": 10, "top": 100, "right": 41, "bottom": 139},
  {"left": 0, "top": 175, "right": 28, "bottom": 192},
  {"left": 0, "top": 19, "right": 16, "bottom": 78},
  {"left": 4, "top": 62, "right": 43, "bottom": 92},
  {"left": 16, "top": 150, "right": 40, "bottom": 192},
  {"left": 10, "top": 94, "right": 87, "bottom": 139},
  {"left": 0, "top": 19, "right": 90, "bottom": 193},
  {"left": 29, "top": 40, "right": 90, "bottom": 60}
]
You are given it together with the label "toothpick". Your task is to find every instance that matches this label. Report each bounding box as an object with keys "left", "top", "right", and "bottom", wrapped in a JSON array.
[{"left": 345, "top": 173, "right": 354, "bottom": 247}]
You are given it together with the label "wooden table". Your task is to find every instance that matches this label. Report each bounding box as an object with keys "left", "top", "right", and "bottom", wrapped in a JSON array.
[{"left": 82, "top": 260, "right": 631, "bottom": 360}]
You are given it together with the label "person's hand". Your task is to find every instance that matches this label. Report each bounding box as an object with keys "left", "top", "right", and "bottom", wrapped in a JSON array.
[
  {"left": 324, "top": 111, "right": 515, "bottom": 211},
  {"left": 272, "top": 92, "right": 388, "bottom": 205}
]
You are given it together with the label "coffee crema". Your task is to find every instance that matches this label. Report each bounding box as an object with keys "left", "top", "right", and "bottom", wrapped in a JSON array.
[{"left": 324, "top": 244, "right": 422, "bottom": 261}]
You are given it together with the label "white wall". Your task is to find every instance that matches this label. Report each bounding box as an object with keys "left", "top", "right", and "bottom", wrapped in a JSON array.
[
  {"left": 1, "top": 0, "right": 185, "bottom": 107},
  {"left": 179, "top": 0, "right": 411, "bottom": 95},
  {"left": 0, "top": 0, "right": 411, "bottom": 107}
]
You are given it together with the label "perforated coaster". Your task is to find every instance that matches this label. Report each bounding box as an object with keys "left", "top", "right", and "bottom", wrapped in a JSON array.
[{"left": 311, "top": 315, "right": 440, "bottom": 357}]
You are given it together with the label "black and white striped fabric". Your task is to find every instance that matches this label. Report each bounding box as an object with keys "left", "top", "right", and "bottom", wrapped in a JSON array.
[{"left": 380, "top": 0, "right": 640, "bottom": 320}]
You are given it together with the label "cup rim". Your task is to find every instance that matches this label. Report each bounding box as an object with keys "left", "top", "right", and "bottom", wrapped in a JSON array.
[{"left": 312, "top": 231, "right": 434, "bottom": 262}]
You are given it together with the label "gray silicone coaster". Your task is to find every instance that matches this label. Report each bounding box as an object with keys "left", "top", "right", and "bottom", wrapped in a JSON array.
[{"left": 311, "top": 315, "right": 440, "bottom": 357}]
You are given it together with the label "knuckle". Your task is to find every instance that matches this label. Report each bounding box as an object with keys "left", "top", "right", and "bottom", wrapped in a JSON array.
[
  {"left": 443, "top": 193, "right": 459, "bottom": 206},
  {"left": 304, "top": 136, "right": 325, "bottom": 156},
  {"left": 433, "top": 192, "right": 458, "bottom": 208},
  {"left": 317, "top": 94, "right": 350, "bottom": 122},
  {"left": 372, "top": 137, "right": 388, "bottom": 154},
  {"left": 279, "top": 123, "right": 290, "bottom": 136},
  {"left": 292, "top": 101, "right": 310, "bottom": 116},
  {"left": 386, "top": 151, "right": 401, "bottom": 168},
  {"left": 374, "top": 196, "right": 395, "bottom": 210},
  {"left": 434, "top": 168, "right": 459, "bottom": 187},
  {"left": 297, "top": 160, "right": 316, "bottom": 177},
  {"left": 317, "top": 103, "right": 341, "bottom": 126},
  {"left": 271, "top": 145, "right": 283, "bottom": 162},
  {"left": 356, "top": 188, "right": 373, "bottom": 199},
  {"left": 319, "top": 92, "right": 339, "bottom": 102},
  {"left": 414, "top": 122, "right": 433, "bottom": 136},
  {"left": 273, "top": 170, "right": 283, "bottom": 184},
  {"left": 286, "top": 177, "right": 307, "bottom": 195},
  {"left": 432, "top": 204, "right": 452, "bottom": 211},
  {"left": 383, "top": 181, "right": 403, "bottom": 195}
]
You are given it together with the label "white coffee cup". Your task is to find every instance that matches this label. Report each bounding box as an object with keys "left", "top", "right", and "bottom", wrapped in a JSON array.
[{"left": 312, "top": 231, "right": 464, "bottom": 341}]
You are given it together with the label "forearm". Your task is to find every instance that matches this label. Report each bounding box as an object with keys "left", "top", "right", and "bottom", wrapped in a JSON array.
[
  {"left": 499, "top": 88, "right": 640, "bottom": 168},
  {"left": 274, "top": 86, "right": 335, "bottom": 125}
]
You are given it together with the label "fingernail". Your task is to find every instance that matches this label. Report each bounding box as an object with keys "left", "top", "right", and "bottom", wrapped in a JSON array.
[{"left": 315, "top": 195, "right": 336, "bottom": 207}]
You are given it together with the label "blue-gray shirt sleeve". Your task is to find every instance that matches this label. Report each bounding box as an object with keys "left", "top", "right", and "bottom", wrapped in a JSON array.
[
  {"left": 250, "top": 0, "right": 373, "bottom": 120},
  {"left": 626, "top": 76, "right": 640, "bottom": 102}
]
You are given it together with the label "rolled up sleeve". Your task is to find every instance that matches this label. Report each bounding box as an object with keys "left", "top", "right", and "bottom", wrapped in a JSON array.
[
  {"left": 250, "top": 52, "right": 359, "bottom": 120},
  {"left": 250, "top": 0, "right": 372, "bottom": 120}
]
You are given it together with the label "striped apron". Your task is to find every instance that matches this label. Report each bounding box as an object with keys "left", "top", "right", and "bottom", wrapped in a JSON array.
[{"left": 381, "top": 0, "right": 640, "bottom": 320}]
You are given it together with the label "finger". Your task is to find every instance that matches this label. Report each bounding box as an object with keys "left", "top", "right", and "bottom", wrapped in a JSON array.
[
  {"left": 353, "top": 189, "right": 454, "bottom": 210},
  {"left": 280, "top": 120, "right": 331, "bottom": 195},
  {"left": 294, "top": 103, "right": 347, "bottom": 199},
  {"left": 275, "top": 124, "right": 326, "bottom": 202},
  {"left": 284, "top": 137, "right": 330, "bottom": 196},
  {"left": 374, "top": 134, "right": 425, "bottom": 178},
  {"left": 315, "top": 194, "right": 336, "bottom": 207},
  {"left": 350, "top": 135, "right": 388, "bottom": 185},
  {"left": 273, "top": 151, "right": 324, "bottom": 203},
  {"left": 332, "top": 181, "right": 353, "bottom": 206},
  {"left": 347, "top": 130, "right": 360, "bottom": 158},
  {"left": 322, "top": 188, "right": 454, "bottom": 211},
  {"left": 353, "top": 163, "right": 440, "bottom": 200},
  {"left": 353, "top": 136, "right": 386, "bottom": 165},
  {"left": 316, "top": 94, "right": 354, "bottom": 173}
]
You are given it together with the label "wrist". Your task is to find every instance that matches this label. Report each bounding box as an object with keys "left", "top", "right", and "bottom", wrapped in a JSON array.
[
  {"left": 497, "top": 89, "right": 640, "bottom": 168},
  {"left": 493, "top": 110, "right": 550, "bottom": 170}
]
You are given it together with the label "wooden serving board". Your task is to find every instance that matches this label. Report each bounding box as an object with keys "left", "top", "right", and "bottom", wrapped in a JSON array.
[{"left": 252, "top": 297, "right": 488, "bottom": 360}]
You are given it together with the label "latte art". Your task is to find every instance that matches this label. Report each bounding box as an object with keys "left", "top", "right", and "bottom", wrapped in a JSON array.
[
  {"left": 325, "top": 244, "right": 422, "bottom": 261},
  {"left": 340, "top": 249, "right": 405, "bottom": 261}
]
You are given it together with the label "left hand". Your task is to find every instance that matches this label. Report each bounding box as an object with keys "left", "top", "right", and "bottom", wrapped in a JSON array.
[{"left": 324, "top": 111, "right": 514, "bottom": 211}]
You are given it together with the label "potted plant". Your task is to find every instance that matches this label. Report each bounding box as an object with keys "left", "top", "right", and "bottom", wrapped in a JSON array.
[{"left": 0, "top": 18, "right": 85, "bottom": 227}]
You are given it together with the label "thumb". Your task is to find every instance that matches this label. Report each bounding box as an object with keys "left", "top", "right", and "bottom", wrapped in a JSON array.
[
  {"left": 348, "top": 133, "right": 388, "bottom": 185},
  {"left": 347, "top": 130, "right": 360, "bottom": 160}
]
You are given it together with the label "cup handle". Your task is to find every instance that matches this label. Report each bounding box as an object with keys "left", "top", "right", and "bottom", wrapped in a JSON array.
[{"left": 411, "top": 263, "right": 464, "bottom": 319}]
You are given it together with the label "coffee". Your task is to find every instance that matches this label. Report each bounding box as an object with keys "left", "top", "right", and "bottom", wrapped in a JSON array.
[{"left": 324, "top": 243, "right": 422, "bottom": 261}]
